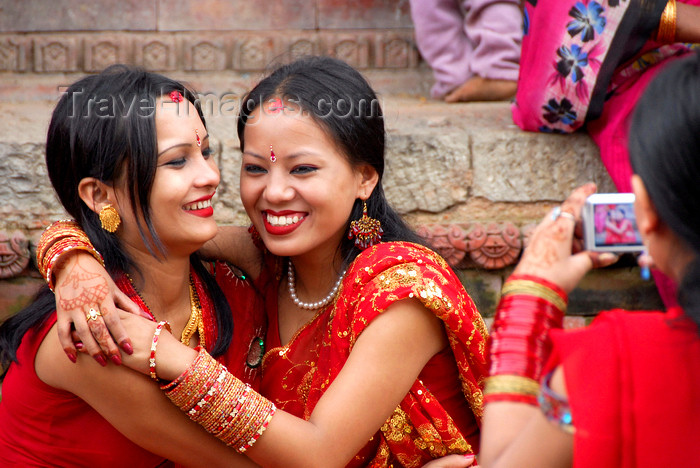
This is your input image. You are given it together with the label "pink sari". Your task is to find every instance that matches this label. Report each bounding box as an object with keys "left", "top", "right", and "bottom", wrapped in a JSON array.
[{"left": 512, "top": 0, "right": 698, "bottom": 306}]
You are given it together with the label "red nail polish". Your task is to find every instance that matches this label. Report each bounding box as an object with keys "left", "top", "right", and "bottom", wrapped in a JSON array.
[
  {"left": 75, "top": 342, "right": 84, "bottom": 350},
  {"left": 95, "top": 355, "right": 107, "bottom": 367},
  {"left": 110, "top": 354, "right": 122, "bottom": 366},
  {"left": 121, "top": 342, "right": 133, "bottom": 355},
  {"left": 66, "top": 352, "right": 77, "bottom": 363}
]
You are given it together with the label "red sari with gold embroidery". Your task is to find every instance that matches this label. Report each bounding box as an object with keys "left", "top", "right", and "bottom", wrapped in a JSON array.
[{"left": 260, "top": 242, "right": 488, "bottom": 467}]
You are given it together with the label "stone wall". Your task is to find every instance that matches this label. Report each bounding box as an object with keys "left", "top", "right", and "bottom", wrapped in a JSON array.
[
  {"left": 0, "top": 0, "right": 663, "bottom": 320},
  {"left": 0, "top": 0, "right": 427, "bottom": 101}
]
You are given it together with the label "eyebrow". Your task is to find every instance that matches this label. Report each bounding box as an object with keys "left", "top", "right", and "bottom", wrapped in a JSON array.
[{"left": 158, "top": 134, "right": 210, "bottom": 156}]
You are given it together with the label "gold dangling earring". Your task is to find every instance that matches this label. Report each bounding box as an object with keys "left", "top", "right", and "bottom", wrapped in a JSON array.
[
  {"left": 348, "top": 200, "right": 383, "bottom": 250},
  {"left": 99, "top": 204, "right": 121, "bottom": 233}
]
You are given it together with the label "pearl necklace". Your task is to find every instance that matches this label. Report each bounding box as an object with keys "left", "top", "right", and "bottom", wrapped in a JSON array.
[{"left": 287, "top": 262, "right": 346, "bottom": 310}]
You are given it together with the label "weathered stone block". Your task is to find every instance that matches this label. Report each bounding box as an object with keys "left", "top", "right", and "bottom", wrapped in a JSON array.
[
  {"left": 84, "top": 36, "right": 131, "bottom": 72},
  {"left": 0, "top": 36, "right": 29, "bottom": 72},
  {"left": 318, "top": 0, "right": 413, "bottom": 29},
  {"left": 384, "top": 133, "right": 470, "bottom": 213},
  {"left": 455, "top": 269, "right": 503, "bottom": 318},
  {"left": 231, "top": 35, "right": 277, "bottom": 71},
  {"left": 158, "top": 0, "right": 314, "bottom": 31},
  {"left": 374, "top": 33, "right": 420, "bottom": 69},
  {"left": 471, "top": 130, "right": 615, "bottom": 202},
  {"left": 206, "top": 114, "right": 247, "bottom": 225},
  {"left": 182, "top": 36, "right": 227, "bottom": 71},
  {"left": 568, "top": 263, "right": 663, "bottom": 315},
  {"left": 0, "top": 143, "right": 66, "bottom": 226},
  {"left": 33, "top": 36, "right": 79, "bottom": 72},
  {"left": 323, "top": 34, "right": 371, "bottom": 69},
  {"left": 0, "top": 277, "right": 44, "bottom": 322},
  {"left": 134, "top": 36, "right": 178, "bottom": 71},
  {"left": 0, "top": 0, "right": 156, "bottom": 32}
]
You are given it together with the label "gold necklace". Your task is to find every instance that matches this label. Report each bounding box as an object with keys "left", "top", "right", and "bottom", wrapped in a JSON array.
[
  {"left": 126, "top": 273, "right": 204, "bottom": 347},
  {"left": 181, "top": 276, "right": 205, "bottom": 348}
]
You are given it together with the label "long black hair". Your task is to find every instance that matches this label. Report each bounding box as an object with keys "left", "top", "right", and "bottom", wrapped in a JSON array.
[
  {"left": 629, "top": 52, "right": 700, "bottom": 331},
  {"left": 238, "top": 56, "right": 425, "bottom": 270},
  {"left": 0, "top": 65, "right": 233, "bottom": 372}
]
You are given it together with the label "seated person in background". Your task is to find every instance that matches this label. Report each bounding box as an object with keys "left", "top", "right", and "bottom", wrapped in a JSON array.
[{"left": 409, "top": 0, "right": 521, "bottom": 102}]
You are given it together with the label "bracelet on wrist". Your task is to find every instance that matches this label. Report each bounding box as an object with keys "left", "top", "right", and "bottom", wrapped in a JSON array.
[
  {"left": 149, "top": 321, "right": 171, "bottom": 381},
  {"left": 488, "top": 275, "right": 567, "bottom": 382},
  {"left": 37, "top": 220, "right": 104, "bottom": 291},
  {"left": 162, "top": 347, "right": 276, "bottom": 452},
  {"left": 538, "top": 371, "right": 575, "bottom": 434},
  {"left": 654, "top": 0, "right": 677, "bottom": 43},
  {"left": 483, "top": 375, "right": 540, "bottom": 406},
  {"left": 501, "top": 274, "right": 568, "bottom": 312}
]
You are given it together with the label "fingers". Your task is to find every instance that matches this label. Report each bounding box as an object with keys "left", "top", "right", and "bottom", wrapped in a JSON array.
[
  {"left": 100, "top": 301, "right": 134, "bottom": 356},
  {"left": 587, "top": 251, "right": 619, "bottom": 270},
  {"left": 56, "top": 317, "right": 77, "bottom": 363},
  {"left": 560, "top": 182, "right": 597, "bottom": 219},
  {"left": 72, "top": 310, "right": 108, "bottom": 367},
  {"left": 420, "top": 454, "right": 476, "bottom": 468},
  {"left": 89, "top": 305, "right": 123, "bottom": 365}
]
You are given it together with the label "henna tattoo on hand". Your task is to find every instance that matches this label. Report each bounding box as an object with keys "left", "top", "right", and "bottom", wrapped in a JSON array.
[{"left": 57, "top": 259, "right": 109, "bottom": 312}]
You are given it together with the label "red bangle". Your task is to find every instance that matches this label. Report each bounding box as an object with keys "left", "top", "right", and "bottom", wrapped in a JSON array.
[
  {"left": 150, "top": 321, "right": 171, "bottom": 380},
  {"left": 488, "top": 275, "right": 566, "bottom": 383}
]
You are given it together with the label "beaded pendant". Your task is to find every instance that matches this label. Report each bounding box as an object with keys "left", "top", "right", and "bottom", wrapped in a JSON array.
[{"left": 246, "top": 337, "right": 265, "bottom": 368}]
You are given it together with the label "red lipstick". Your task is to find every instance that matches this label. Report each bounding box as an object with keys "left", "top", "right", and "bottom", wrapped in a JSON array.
[{"left": 261, "top": 210, "right": 306, "bottom": 235}]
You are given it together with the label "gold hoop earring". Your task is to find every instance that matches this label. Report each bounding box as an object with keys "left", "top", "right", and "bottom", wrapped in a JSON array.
[{"left": 99, "top": 204, "right": 121, "bottom": 233}]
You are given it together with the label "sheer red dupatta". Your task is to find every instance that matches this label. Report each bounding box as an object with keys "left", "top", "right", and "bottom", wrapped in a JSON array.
[{"left": 262, "top": 242, "right": 488, "bottom": 467}]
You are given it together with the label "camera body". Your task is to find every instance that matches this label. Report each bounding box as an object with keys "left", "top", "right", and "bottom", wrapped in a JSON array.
[{"left": 582, "top": 193, "right": 644, "bottom": 253}]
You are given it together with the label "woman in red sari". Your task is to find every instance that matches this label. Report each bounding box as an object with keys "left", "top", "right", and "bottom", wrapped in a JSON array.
[
  {"left": 513, "top": 0, "right": 700, "bottom": 307},
  {"left": 480, "top": 53, "right": 700, "bottom": 467},
  {"left": 0, "top": 66, "right": 260, "bottom": 466},
  {"left": 38, "top": 57, "right": 488, "bottom": 467}
]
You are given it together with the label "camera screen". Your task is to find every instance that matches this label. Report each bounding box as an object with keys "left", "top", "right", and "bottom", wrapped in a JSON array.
[{"left": 593, "top": 203, "right": 642, "bottom": 247}]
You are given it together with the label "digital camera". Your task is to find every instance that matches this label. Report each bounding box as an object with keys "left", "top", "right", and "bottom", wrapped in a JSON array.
[{"left": 582, "top": 193, "right": 644, "bottom": 253}]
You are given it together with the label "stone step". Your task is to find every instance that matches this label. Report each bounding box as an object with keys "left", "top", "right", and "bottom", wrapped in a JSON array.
[{"left": 0, "top": 94, "right": 662, "bottom": 320}]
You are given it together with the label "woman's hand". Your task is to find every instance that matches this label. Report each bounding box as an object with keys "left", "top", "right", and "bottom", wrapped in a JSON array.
[
  {"left": 117, "top": 311, "right": 199, "bottom": 380},
  {"left": 515, "top": 183, "right": 618, "bottom": 293},
  {"left": 422, "top": 454, "right": 477, "bottom": 468},
  {"left": 53, "top": 251, "right": 147, "bottom": 365}
]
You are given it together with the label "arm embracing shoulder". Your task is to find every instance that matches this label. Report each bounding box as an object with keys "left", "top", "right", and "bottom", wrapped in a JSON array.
[
  {"left": 35, "top": 323, "right": 258, "bottom": 467},
  {"left": 200, "top": 225, "right": 262, "bottom": 279}
]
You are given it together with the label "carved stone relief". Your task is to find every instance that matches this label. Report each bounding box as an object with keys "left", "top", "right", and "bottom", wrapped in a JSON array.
[{"left": 0, "top": 230, "right": 30, "bottom": 279}]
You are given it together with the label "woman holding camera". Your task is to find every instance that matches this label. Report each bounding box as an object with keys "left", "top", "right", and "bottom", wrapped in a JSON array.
[
  {"left": 514, "top": 0, "right": 700, "bottom": 308},
  {"left": 479, "top": 53, "right": 700, "bottom": 467}
]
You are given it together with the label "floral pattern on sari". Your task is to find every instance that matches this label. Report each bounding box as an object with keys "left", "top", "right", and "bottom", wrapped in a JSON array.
[
  {"left": 261, "top": 242, "right": 488, "bottom": 467},
  {"left": 513, "top": 0, "right": 686, "bottom": 134}
]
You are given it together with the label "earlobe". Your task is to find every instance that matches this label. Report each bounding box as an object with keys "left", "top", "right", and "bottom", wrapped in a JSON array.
[
  {"left": 78, "top": 177, "right": 115, "bottom": 216},
  {"left": 356, "top": 165, "right": 379, "bottom": 200}
]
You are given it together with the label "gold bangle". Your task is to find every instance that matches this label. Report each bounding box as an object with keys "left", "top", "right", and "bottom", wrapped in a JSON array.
[
  {"left": 484, "top": 375, "right": 540, "bottom": 398},
  {"left": 655, "top": 0, "right": 677, "bottom": 43},
  {"left": 501, "top": 280, "right": 567, "bottom": 312}
]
